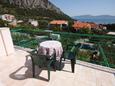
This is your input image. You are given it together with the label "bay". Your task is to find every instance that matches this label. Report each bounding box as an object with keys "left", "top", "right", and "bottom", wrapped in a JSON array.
[{"left": 77, "top": 18, "right": 115, "bottom": 24}]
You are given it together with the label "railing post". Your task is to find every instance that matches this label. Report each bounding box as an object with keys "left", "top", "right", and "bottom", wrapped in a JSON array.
[{"left": 98, "top": 43, "right": 109, "bottom": 67}]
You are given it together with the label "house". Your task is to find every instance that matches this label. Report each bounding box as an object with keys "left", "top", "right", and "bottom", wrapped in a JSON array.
[
  {"left": 17, "top": 20, "right": 24, "bottom": 23},
  {"left": 107, "top": 32, "right": 115, "bottom": 35},
  {"left": 73, "top": 21, "right": 107, "bottom": 31},
  {"left": 0, "top": 14, "right": 17, "bottom": 27},
  {"left": 49, "top": 20, "right": 68, "bottom": 31},
  {"left": 8, "top": 19, "right": 17, "bottom": 27},
  {"left": 88, "top": 22, "right": 99, "bottom": 29},
  {"left": 28, "top": 19, "right": 39, "bottom": 27},
  {"left": 49, "top": 20, "right": 68, "bottom": 25},
  {"left": 98, "top": 24, "right": 107, "bottom": 30},
  {"left": 72, "top": 21, "right": 91, "bottom": 30},
  {"left": 1, "top": 14, "right": 15, "bottom": 22}
]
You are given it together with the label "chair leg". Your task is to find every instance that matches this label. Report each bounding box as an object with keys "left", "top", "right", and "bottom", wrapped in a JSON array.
[
  {"left": 59, "top": 57, "right": 62, "bottom": 70},
  {"left": 64, "top": 57, "right": 66, "bottom": 61},
  {"left": 71, "top": 58, "right": 75, "bottom": 73},
  {"left": 32, "top": 64, "right": 35, "bottom": 77},
  {"left": 62, "top": 52, "right": 65, "bottom": 61},
  {"left": 53, "top": 61, "right": 56, "bottom": 71},
  {"left": 47, "top": 65, "right": 50, "bottom": 81}
]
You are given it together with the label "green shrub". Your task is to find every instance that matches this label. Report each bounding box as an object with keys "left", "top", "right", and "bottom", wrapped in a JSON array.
[
  {"left": 79, "top": 28, "right": 92, "bottom": 34},
  {"left": 77, "top": 51, "right": 91, "bottom": 62},
  {"left": 0, "top": 19, "right": 8, "bottom": 27},
  {"left": 38, "top": 20, "right": 48, "bottom": 29}
]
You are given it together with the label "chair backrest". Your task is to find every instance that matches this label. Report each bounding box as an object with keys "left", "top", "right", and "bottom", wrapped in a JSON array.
[
  {"left": 50, "top": 33, "right": 61, "bottom": 41},
  {"left": 68, "top": 46, "right": 76, "bottom": 59},
  {"left": 35, "top": 35, "right": 51, "bottom": 46},
  {"left": 65, "top": 45, "right": 78, "bottom": 60},
  {"left": 30, "top": 49, "right": 56, "bottom": 67}
]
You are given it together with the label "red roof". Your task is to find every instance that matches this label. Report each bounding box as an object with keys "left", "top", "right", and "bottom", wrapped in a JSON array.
[
  {"left": 50, "top": 20, "right": 68, "bottom": 25},
  {"left": 73, "top": 21, "right": 91, "bottom": 29},
  {"left": 88, "top": 22, "right": 99, "bottom": 29}
]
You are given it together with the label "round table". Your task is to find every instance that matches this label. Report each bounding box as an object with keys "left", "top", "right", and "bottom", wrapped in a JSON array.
[{"left": 38, "top": 40, "right": 63, "bottom": 60}]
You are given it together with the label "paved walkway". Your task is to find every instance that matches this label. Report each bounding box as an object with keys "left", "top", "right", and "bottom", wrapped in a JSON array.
[{"left": 0, "top": 49, "right": 115, "bottom": 86}]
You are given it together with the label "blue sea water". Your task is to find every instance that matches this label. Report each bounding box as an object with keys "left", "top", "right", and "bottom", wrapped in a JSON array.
[{"left": 77, "top": 18, "right": 115, "bottom": 24}]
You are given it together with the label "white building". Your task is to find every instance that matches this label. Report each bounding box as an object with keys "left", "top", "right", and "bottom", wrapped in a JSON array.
[
  {"left": 1, "top": 14, "right": 15, "bottom": 22},
  {"left": 107, "top": 32, "right": 115, "bottom": 35},
  {"left": 28, "top": 19, "right": 39, "bottom": 27}
]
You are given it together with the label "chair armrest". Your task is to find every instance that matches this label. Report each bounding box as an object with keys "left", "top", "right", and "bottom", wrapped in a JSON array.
[
  {"left": 47, "top": 59, "right": 54, "bottom": 67},
  {"left": 30, "top": 49, "right": 37, "bottom": 53},
  {"left": 66, "top": 44, "right": 76, "bottom": 50},
  {"left": 70, "top": 46, "right": 76, "bottom": 52},
  {"left": 26, "top": 49, "right": 38, "bottom": 59},
  {"left": 64, "top": 45, "right": 77, "bottom": 60}
]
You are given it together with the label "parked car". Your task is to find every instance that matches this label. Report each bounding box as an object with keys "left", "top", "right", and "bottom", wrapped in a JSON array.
[
  {"left": 75, "top": 42, "right": 100, "bottom": 62},
  {"left": 76, "top": 42, "right": 99, "bottom": 56}
]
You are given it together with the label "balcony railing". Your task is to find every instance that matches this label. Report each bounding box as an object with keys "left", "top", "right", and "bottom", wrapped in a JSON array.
[{"left": 11, "top": 29, "right": 115, "bottom": 69}]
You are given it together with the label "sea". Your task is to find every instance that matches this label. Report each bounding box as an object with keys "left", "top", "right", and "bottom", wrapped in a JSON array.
[{"left": 77, "top": 18, "right": 115, "bottom": 24}]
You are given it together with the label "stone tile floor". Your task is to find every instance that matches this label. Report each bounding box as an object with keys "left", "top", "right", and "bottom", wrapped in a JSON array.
[{"left": 0, "top": 48, "right": 115, "bottom": 86}]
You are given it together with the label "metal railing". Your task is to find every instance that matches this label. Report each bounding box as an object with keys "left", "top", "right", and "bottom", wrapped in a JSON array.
[{"left": 11, "top": 29, "right": 115, "bottom": 68}]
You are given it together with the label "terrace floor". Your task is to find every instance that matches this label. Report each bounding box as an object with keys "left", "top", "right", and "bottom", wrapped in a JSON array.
[{"left": 0, "top": 48, "right": 115, "bottom": 86}]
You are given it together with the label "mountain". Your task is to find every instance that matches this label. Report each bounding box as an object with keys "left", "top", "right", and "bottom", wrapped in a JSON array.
[
  {"left": 73, "top": 15, "right": 115, "bottom": 19},
  {"left": 0, "top": 0, "right": 71, "bottom": 20},
  {"left": 0, "top": 0, "right": 62, "bottom": 14}
]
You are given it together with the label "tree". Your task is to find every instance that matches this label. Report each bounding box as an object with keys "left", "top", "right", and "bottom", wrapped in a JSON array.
[{"left": 79, "top": 28, "right": 92, "bottom": 34}]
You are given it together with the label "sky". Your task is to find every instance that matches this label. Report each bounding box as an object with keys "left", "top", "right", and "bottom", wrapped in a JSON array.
[{"left": 50, "top": 0, "right": 115, "bottom": 17}]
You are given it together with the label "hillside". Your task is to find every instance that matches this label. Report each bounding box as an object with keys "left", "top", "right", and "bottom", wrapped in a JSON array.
[{"left": 0, "top": 0, "right": 71, "bottom": 20}]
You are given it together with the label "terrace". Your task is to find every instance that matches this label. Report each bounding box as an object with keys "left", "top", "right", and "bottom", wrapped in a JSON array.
[
  {"left": 0, "top": 47, "right": 115, "bottom": 86},
  {"left": 0, "top": 28, "right": 115, "bottom": 86}
]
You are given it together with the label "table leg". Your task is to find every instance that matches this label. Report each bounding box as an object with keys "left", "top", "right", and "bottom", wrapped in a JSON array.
[{"left": 71, "top": 58, "right": 75, "bottom": 73}]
